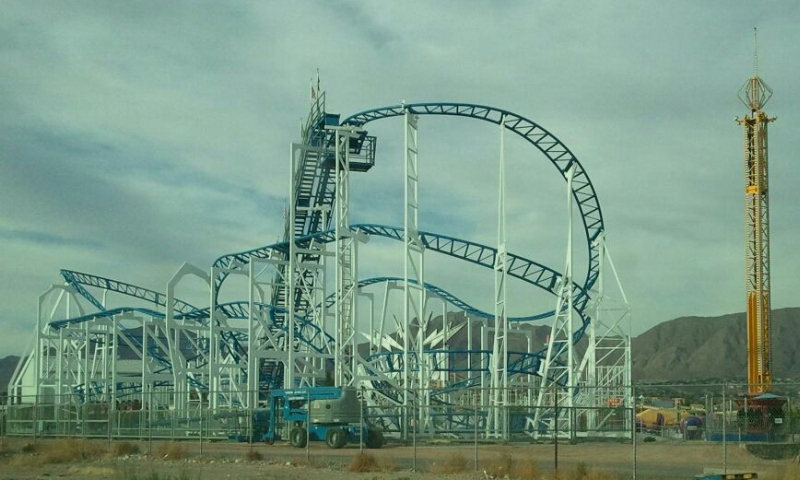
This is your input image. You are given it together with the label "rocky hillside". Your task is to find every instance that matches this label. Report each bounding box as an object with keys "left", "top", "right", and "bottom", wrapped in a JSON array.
[{"left": 632, "top": 307, "right": 800, "bottom": 382}]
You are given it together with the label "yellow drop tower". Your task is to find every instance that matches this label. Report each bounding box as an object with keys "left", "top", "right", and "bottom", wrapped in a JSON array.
[{"left": 736, "top": 31, "right": 776, "bottom": 396}]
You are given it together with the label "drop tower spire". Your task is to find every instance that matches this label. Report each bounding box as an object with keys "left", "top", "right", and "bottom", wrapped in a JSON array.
[{"left": 737, "top": 27, "right": 776, "bottom": 395}]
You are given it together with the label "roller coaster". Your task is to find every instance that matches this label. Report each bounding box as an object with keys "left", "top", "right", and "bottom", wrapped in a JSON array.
[{"left": 7, "top": 89, "right": 631, "bottom": 441}]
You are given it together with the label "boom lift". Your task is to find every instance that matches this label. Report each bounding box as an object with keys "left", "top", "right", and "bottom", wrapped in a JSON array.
[{"left": 258, "top": 386, "right": 384, "bottom": 449}]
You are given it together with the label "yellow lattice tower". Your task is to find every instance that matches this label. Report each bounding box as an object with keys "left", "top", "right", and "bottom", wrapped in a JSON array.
[{"left": 736, "top": 29, "right": 776, "bottom": 395}]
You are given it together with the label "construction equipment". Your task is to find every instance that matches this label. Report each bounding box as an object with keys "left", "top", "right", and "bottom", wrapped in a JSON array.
[{"left": 258, "top": 386, "right": 383, "bottom": 449}]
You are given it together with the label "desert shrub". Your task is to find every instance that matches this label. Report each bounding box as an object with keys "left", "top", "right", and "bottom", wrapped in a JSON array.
[
  {"left": 429, "top": 451, "right": 469, "bottom": 474},
  {"left": 111, "top": 441, "right": 140, "bottom": 456},
  {"left": 121, "top": 470, "right": 196, "bottom": 480},
  {"left": 347, "top": 452, "right": 380, "bottom": 472},
  {"left": 763, "top": 464, "right": 800, "bottom": 480},
  {"left": 510, "top": 457, "right": 540, "bottom": 480},
  {"left": 156, "top": 442, "right": 185, "bottom": 460},
  {"left": 39, "top": 439, "right": 106, "bottom": 464},
  {"left": 21, "top": 442, "right": 37, "bottom": 453},
  {"left": 483, "top": 452, "right": 513, "bottom": 479},
  {"left": 642, "top": 436, "right": 656, "bottom": 442},
  {"left": 582, "top": 470, "right": 623, "bottom": 480},
  {"left": 559, "top": 463, "right": 622, "bottom": 480},
  {"left": 243, "top": 449, "right": 261, "bottom": 462},
  {"left": 378, "top": 455, "right": 398, "bottom": 472}
]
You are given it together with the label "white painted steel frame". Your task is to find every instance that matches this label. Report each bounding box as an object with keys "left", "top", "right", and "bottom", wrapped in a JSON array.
[
  {"left": 403, "top": 110, "right": 428, "bottom": 437},
  {"left": 490, "top": 115, "right": 509, "bottom": 438}
]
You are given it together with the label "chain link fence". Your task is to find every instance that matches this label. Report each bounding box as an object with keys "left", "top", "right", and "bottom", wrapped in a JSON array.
[{"left": 3, "top": 382, "right": 800, "bottom": 450}]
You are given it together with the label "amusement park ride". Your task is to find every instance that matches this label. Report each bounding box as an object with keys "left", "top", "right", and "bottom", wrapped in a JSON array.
[
  {"left": 735, "top": 30, "right": 785, "bottom": 431},
  {"left": 6, "top": 82, "right": 633, "bottom": 443}
]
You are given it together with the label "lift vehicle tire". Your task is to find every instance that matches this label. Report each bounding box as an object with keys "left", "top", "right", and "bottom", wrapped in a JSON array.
[
  {"left": 365, "top": 428, "right": 384, "bottom": 449},
  {"left": 289, "top": 427, "right": 307, "bottom": 448},
  {"left": 325, "top": 427, "right": 347, "bottom": 449}
]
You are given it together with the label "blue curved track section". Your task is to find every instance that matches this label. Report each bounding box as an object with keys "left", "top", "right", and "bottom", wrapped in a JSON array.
[
  {"left": 215, "top": 224, "right": 590, "bottom": 327},
  {"left": 346, "top": 277, "right": 553, "bottom": 322},
  {"left": 341, "top": 102, "right": 604, "bottom": 295}
]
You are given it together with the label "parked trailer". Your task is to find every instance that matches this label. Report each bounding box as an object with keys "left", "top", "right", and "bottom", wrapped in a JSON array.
[{"left": 259, "top": 386, "right": 383, "bottom": 449}]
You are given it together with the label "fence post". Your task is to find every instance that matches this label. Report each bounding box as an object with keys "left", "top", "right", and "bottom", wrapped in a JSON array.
[
  {"left": 249, "top": 390, "right": 254, "bottom": 453},
  {"left": 359, "top": 386, "right": 364, "bottom": 453},
  {"left": 474, "top": 399, "right": 479, "bottom": 472},
  {"left": 148, "top": 389, "right": 153, "bottom": 455},
  {"left": 108, "top": 397, "right": 112, "bottom": 449},
  {"left": 412, "top": 386, "right": 417, "bottom": 473},
  {"left": 199, "top": 399, "right": 204, "bottom": 457},
  {"left": 722, "top": 382, "right": 727, "bottom": 475},
  {"left": 33, "top": 392, "right": 38, "bottom": 444},
  {"left": 632, "top": 384, "right": 637, "bottom": 480},
  {"left": 305, "top": 389, "right": 310, "bottom": 465},
  {"left": 67, "top": 392, "right": 72, "bottom": 438},
  {"left": 553, "top": 384, "right": 558, "bottom": 475}
]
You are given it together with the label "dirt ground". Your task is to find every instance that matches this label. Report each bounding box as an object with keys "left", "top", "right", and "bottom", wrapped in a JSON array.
[{"left": 1, "top": 436, "right": 798, "bottom": 480}]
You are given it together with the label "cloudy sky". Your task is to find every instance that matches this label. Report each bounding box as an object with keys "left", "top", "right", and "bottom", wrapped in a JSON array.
[{"left": 2, "top": 1, "right": 799, "bottom": 356}]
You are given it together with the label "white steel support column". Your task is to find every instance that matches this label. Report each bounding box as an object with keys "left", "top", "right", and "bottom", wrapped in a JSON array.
[
  {"left": 490, "top": 115, "right": 509, "bottom": 438},
  {"left": 248, "top": 261, "right": 258, "bottom": 405},
  {"left": 330, "top": 125, "right": 365, "bottom": 387},
  {"left": 286, "top": 143, "right": 298, "bottom": 389},
  {"left": 586, "top": 239, "right": 600, "bottom": 431},
  {"left": 208, "top": 267, "right": 218, "bottom": 410},
  {"left": 441, "top": 302, "right": 449, "bottom": 386},
  {"left": 535, "top": 164, "right": 577, "bottom": 439},
  {"left": 403, "top": 110, "right": 427, "bottom": 437}
]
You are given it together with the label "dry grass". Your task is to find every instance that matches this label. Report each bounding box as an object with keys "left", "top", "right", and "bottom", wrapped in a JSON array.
[
  {"left": 429, "top": 451, "right": 469, "bottom": 474},
  {"left": 38, "top": 439, "right": 106, "bottom": 464},
  {"left": 111, "top": 441, "right": 141, "bottom": 456},
  {"left": 556, "top": 462, "right": 622, "bottom": 480},
  {"left": 379, "top": 455, "right": 398, "bottom": 472},
  {"left": 763, "top": 464, "right": 800, "bottom": 480},
  {"left": 510, "top": 457, "right": 541, "bottom": 480},
  {"left": 67, "top": 465, "right": 116, "bottom": 477},
  {"left": 243, "top": 449, "right": 261, "bottom": 462},
  {"left": 484, "top": 452, "right": 514, "bottom": 479},
  {"left": 347, "top": 452, "right": 381, "bottom": 472},
  {"left": 156, "top": 441, "right": 186, "bottom": 460},
  {"left": 121, "top": 470, "right": 196, "bottom": 480}
]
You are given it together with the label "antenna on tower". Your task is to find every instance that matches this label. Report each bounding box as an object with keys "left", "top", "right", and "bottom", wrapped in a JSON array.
[
  {"left": 738, "top": 27, "right": 772, "bottom": 112},
  {"left": 753, "top": 27, "right": 759, "bottom": 77}
]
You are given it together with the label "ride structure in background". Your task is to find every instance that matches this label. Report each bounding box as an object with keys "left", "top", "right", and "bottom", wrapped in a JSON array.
[
  {"left": 737, "top": 32, "right": 775, "bottom": 397},
  {"left": 734, "top": 30, "right": 785, "bottom": 437},
  {"left": 7, "top": 86, "right": 632, "bottom": 443}
]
